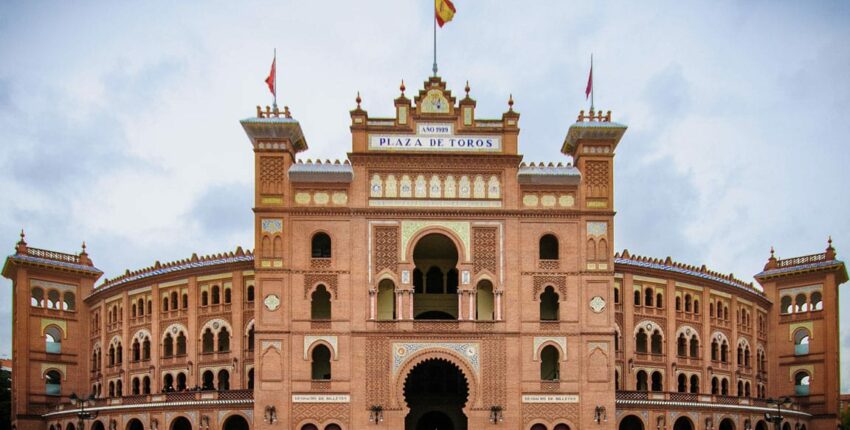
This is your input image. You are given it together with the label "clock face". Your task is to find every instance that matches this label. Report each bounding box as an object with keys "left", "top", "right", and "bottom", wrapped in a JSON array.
[{"left": 422, "top": 89, "right": 450, "bottom": 114}]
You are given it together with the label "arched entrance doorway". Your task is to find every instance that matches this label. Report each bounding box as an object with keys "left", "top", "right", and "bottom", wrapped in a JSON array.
[
  {"left": 91, "top": 422, "right": 105, "bottom": 430},
  {"left": 171, "top": 417, "right": 192, "bottom": 430},
  {"left": 126, "top": 419, "right": 144, "bottom": 430},
  {"left": 673, "top": 417, "right": 693, "bottom": 430},
  {"left": 718, "top": 419, "right": 735, "bottom": 430},
  {"left": 221, "top": 415, "right": 249, "bottom": 430},
  {"left": 412, "top": 233, "right": 459, "bottom": 320},
  {"left": 404, "top": 359, "right": 469, "bottom": 430},
  {"left": 619, "top": 415, "right": 645, "bottom": 430},
  {"left": 754, "top": 421, "right": 768, "bottom": 430}
]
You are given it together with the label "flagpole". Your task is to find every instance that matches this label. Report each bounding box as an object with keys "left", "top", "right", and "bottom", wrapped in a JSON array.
[
  {"left": 273, "top": 48, "right": 278, "bottom": 110},
  {"left": 433, "top": 8, "right": 438, "bottom": 76},
  {"left": 590, "top": 54, "right": 594, "bottom": 112}
]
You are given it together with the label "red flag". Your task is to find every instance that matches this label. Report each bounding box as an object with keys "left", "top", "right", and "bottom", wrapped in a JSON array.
[
  {"left": 585, "top": 61, "right": 593, "bottom": 100},
  {"left": 265, "top": 56, "right": 276, "bottom": 97}
]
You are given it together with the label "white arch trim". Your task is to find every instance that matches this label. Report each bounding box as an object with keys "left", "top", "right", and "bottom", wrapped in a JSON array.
[
  {"left": 533, "top": 336, "right": 567, "bottom": 361},
  {"left": 304, "top": 335, "right": 338, "bottom": 360},
  {"left": 200, "top": 318, "right": 232, "bottom": 334},
  {"left": 132, "top": 329, "right": 152, "bottom": 342},
  {"left": 634, "top": 320, "right": 665, "bottom": 337},
  {"left": 161, "top": 323, "right": 188, "bottom": 340},
  {"left": 711, "top": 331, "right": 730, "bottom": 344},
  {"left": 676, "top": 325, "right": 700, "bottom": 340}
]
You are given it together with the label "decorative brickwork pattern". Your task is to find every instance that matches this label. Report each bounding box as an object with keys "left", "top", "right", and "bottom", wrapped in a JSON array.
[
  {"left": 585, "top": 160, "right": 609, "bottom": 198},
  {"left": 482, "top": 339, "right": 507, "bottom": 407},
  {"left": 522, "top": 402, "right": 579, "bottom": 426},
  {"left": 304, "top": 274, "right": 338, "bottom": 299},
  {"left": 259, "top": 156, "right": 285, "bottom": 195},
  {"left": 532, "top": 275, "right": 567, "bottom": 300},
  {"left": 472, "top": 227, "right": 498, "bottom": 275},
  {"left": 374, "top": 226, "right": 399, "bottom": 275},
  {"left": 291, "top": 403, "right": 349, "bottom": 427},
  {"left": 366, "top": 337, "right": 390, "bottom": 406}
]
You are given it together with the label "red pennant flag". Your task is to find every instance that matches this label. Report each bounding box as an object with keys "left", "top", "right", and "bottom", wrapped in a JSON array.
[
  {"left": 585, "top": 61, "right": 593, "bottom": 100},
  {"left": 265, "top": 57, "right": 276, "bottom": 97}
]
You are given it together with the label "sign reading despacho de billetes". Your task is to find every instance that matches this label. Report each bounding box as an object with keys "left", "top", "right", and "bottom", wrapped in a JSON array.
[{"left": 521, "top": 394, "right": 580, "bottom": 403}]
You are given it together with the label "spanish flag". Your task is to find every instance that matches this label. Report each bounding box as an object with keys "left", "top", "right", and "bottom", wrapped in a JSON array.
[{"left": 435, "top": 0, "right": 456, "bottom": 27}]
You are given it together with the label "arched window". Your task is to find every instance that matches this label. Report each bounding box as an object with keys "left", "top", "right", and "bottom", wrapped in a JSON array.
[
  {"left": 656, "top": 293, "right": 663, "bottom": 309},
  {"left": 810, "top": 292, "right": 823, "bottom": 311},
  {"left": 201, "top": 291, "right": 209, "bottom": 306},
  {"left": 539, "top": 234, "right": 559, "bottom": 260},
  {"left": 142, "top": 337, "right": 151, "bottom": 360},
  {"left": 202, "top": 371, "right": 214, "bottom": 390},
  {"left": 795, "top": 294, "right": 807, "bottom": 312},
  {"left": 693, "top": 299, "right": 700, "bottom": 314},
  {"left": 247, "top": 325, "right": 255, "bottom": 351},
  {"left": 634, "top": 290, "right": 641, "bottom": 306},
  {"left": 108, "top": 381, "right": 115, "bottom": 397},
  {"left": 132, "top": 377, "right": 140, "bottom": 395},
  {"left": 615, "top": 369, "right": 620, "bottom": 390},
  {"left": 131, "top": 303, "right": 137, "bottom": 318},
  {"left": 137, "top": 298, "right": 144, "bottom": 316},
  {"left": 163, "top": 334, "right": 174, "bottom": 357},
  {"left": 690, "top": 375, "right": 699, "bottom": 394},
  {"left": 690, "top": 335, "right": 699, "bottom": 358},
  {"left": 163, "top": 374, "right": 174, "bottom": 392},
  {"left": 202, "top": 329, "right": 215, "bottom": 353},
  {"left": 218, "top": 327, "right": 230, "bottom": 352},
  {"left": 425, "top": 266, "right": 444, "bottom": 294},
  {"left": 780, "top": 296, "right": 792, "bottom": 314},
  {"left": 142, "top": 376, "right": 151, "bottom": 394},
  {"left": 709, "top": 302, "right": 715, "bottom": 317},
  {"left": 636, "top": 370, "right": 648, "bottom": 391},
  {"left": 45, "top": 326, "right": 62, "bottom": 354},
  {"left": 47, "top": 290, "right": 60, "bottom": 309},
  {"left": 170, "top": 292, "right": 178, "bottom": 310},
  {"left": 737, "top": 345, "right": 743, "bottom": 365},
  {"left": 246, "top": 285, "right": 255, "bottom": 302},
  {"left": 644, "top": 288, "right": 654, "bottom": 307},
  {"left": 711, "top": 340, "right": 719, "bottom": 361},
  {"left": 176, "top": 372, "right": 187, "bottom": 391},
  {"left": 211, "top": 286, "right": 221, "bottom": 305},
  {"left": 311, "top": 285, "right": 332, "bottom": 320},
  {"left": 651, "top": 371, "right": 663, "bottom": 391},
  {"left": 720, "top": 341, "right": 729, "bottom": 363},
  {"left": 614, "top": 287, "right": 620, "bottom": 304},
  {"left": 636, "top": 329, "right": 648, "bottom": 353},
  {"left": 721, "top": 378, "right": 729, "bottom": 396},
  {"left": 311, "top": 345, "right": 331, "bottom": 380},
  {"left": 539, "top": 286, "right": 559, "bottom": 321},
  {"left": 63, "top": 292, "right": 76, "bottom": 311},
  {"left": 132, "top": 339, "right": 141, "bottom": 361},
  {"left": 224, "top": 287, "right": 232, "bottom": 304},
  {"left": 794, "top": 329, "right": 810, "bottom": 355},
  {"left": 677, "top": 374, "right": 687, "bottom": 392},
  {"left": 162, "top": 297, "right": 169, "bottom": 312},
  {"left": 684, "top": 294, "right": 692, "bottom": 312},
  {"left": 476, "top": 280, "right": 495, "bottom": 321},
  {"left": 115, "top": 379, "right": 123, "bottom": 397},
  {"left": 377, "top": 279, "right": 395, "bottom": 320},
  {"left": 176, "top": 332, "right": 187, "bottom": 355},
  {"left": 675, "top": 296, "right": 682, "bottom": 311},
  {"left": 217, "top": 369, "right": 230, "bottom": 391},
  {"left": 116, "top": 343, "right": 123, "bottom": 364},
  {"left": 540, "top": 345, "right": 560, "bottom": 381},
  {"left": 45, "top": 370, "right": 62, "bottom": 395},
  {"left": 247, "top": 368, "right": 255, "bottom": 390},
  {"left": 744, "top": 346, "right": 751, "bottom": 367},
  {"left": 737, "top": 380, "right": 743, "bottom": 397},
  {"left": 181, "top": 293, "right": 188, "bottom": 308},
  {"left": 677, "top": 334, "right": 687, "bottom": 357},
  {"left": 31, "top": 287, "right": 44, "bottom": 307},
  {"left": 711, "top": 377, "right": 719, "bottom": 395},
  {"left": 745, "top": 381, "right": 751, "bottom": 397},
  {"left": 311, "top": 233, "right": 332, "bottom": 258},
  {"left": 651, "top": 330, "right": 663, "bottom": 354}
]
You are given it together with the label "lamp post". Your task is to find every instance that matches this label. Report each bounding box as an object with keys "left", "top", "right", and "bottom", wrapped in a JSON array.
[
  {"left": 369, "top": 405, "right": 383, "bottom": 424},
  {"left": 69, "top": 392, "right": 98, "bottom": 430},
  {"left": 765, "top": 396, "right": 793, "bottom": 430},
  {"left": 489, "top": 405, "right": 504, "bottom": 424}
]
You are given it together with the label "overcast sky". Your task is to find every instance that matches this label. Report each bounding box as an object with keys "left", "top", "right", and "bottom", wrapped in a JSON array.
[{"left": 1, "top": 1, "right": 848, "bottom": 392}]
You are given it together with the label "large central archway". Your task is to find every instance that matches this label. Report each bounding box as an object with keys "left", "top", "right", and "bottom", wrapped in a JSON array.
[
  {"left": 404, "top": 358, "right": 469, "bottom": 430},
  {"left": 412, "top": 233, "right": 460, "bottom": 320}
]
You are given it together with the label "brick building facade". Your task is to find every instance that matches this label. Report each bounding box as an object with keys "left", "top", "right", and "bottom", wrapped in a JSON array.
[{"left": 3, "top": 76, "right": 846, "bottom": 430}]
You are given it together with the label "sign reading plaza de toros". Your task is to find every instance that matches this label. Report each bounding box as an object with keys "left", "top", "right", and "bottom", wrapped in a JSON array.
[{"left": 369, "top": 123, "right": 501, "bottom": 152}]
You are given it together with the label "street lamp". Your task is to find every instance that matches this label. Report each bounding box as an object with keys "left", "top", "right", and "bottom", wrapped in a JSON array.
[
  {"left": 489, "top": 405, "right": 504, "bottom": 424},
  {"left": 369, "top": 405, "right": 383, "bottom": 424},
  {"left": 765, "top": 396, "right": 793, "bottom": 430},
  {"left": 69, "top": 392, "right": 98, "bottom": 430}
]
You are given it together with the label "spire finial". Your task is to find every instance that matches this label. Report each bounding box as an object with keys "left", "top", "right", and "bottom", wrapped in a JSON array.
[
  {"left": 828, "top": 235, "right": 833, "bottom": 248},
  {"left": 508, "top": 94, "right": 514, "bottom": 111},
  {"left": 465, "top": 80, "right": 470, "bottom": 96},
  {"left": 356, "top": 91, "right": 362, "bottom": 109},
  {"left": 770, "top": 246, "right": 775, "bottom": 258},
  {"left": 400, "top": 80, "right": 406, "bottom": 95},
  {"left": 19, "top": 229, "right": 25, "bottom": 243},
  {"left": 81, "top": 241, "right": 87, "bottom": 253},
  {"left": 826, "top": 235, "right": 836, "bottom": 260}
]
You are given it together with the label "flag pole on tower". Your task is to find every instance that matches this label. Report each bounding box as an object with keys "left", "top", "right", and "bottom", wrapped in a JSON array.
[
  {"left": 585, "top": 54, "right": 594, "bottom": 112},
  {"left": 265, "top": 49, "right": 277, "bottom": 110},
  {"left": 434, "top": 0, "right": 456, "bottom": 77}
]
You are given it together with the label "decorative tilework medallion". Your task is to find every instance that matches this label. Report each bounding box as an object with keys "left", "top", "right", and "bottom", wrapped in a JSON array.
[
  {"left": 264, "top": 294, "right": 280, "bottom": 311},
  {"left": 262, "top": 219, "right": 283, "bottom": 234},
  {"left": 590, "top": 296, "right": 606, "bottom": 313}
]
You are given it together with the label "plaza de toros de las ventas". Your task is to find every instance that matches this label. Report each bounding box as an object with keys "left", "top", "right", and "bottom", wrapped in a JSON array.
[{"left": 3, "top": 76, "right": 847, "bottom": 430}]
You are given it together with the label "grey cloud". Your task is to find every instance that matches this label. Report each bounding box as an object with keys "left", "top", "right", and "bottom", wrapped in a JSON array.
[{"left": 189, "top": 182, "right": 253, "bottom": 238}]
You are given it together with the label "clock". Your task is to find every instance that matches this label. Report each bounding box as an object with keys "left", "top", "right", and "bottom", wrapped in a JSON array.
[{"left": 421, "top": 89, "right": 450, "bottom": 114}]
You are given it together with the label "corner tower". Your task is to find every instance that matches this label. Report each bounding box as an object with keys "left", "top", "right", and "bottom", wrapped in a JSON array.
[
  {"left": 240, "top": 105, "right": 308, "bottom": 430},
  {"left": 2, "top": 233, "right": 102, "bottom": 430},
  {"left": 755, "top": 240, "right": 847, "bottom": 430}
]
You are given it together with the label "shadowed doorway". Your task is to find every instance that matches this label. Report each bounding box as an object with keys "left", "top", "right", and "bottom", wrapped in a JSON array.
[{"left": 404, "top": 359, "right": 469, "bottom": 430}]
